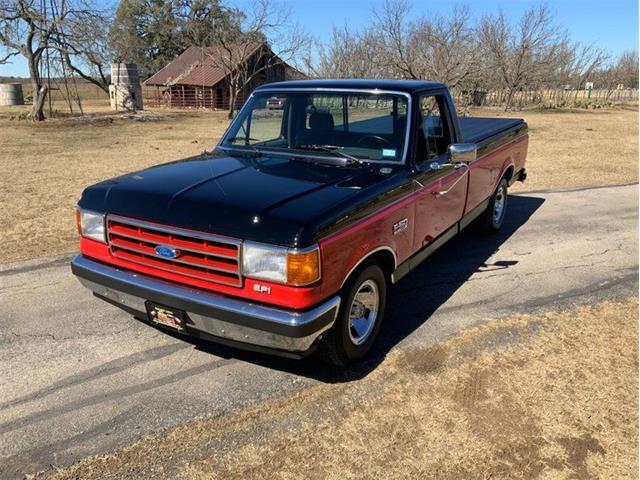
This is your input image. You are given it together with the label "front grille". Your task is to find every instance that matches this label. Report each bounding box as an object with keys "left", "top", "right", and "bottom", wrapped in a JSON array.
[{"left": 106, "top": 214, "right": 242, "bottom": 287}]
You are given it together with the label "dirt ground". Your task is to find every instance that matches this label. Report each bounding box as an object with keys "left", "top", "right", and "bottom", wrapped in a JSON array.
[
  {"left": 32, "top": 297, "right": 638, "bottom": 480},
  {"left": 0, "top": 103, "right": 637, "bottom": 265}
]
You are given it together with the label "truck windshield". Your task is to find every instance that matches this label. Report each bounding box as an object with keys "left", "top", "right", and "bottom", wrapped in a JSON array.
[{"left": 220, "top": 91, "right": 409, "bottom": 162}]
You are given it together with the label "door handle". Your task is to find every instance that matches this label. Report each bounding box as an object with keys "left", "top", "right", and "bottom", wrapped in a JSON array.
[
  {"left": 431, "top": 163, "right": 469, "bottom": 197},
  {"left": 429, "top": 161, "right": 468, "bottom": 171}
]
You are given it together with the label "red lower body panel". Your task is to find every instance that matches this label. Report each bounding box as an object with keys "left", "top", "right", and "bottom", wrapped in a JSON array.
[{"left": 80, "top": 238, "right": 325, "bottom": 310}]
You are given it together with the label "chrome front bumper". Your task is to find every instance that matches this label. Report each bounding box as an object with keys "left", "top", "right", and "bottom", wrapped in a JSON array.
[{"left": 71, "top": 255, "right": 340, "bottom": 355}]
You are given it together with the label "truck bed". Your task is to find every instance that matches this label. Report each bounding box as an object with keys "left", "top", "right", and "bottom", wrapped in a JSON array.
[{"left": 459, "top": 117, "right": 524, "bottom": 144}]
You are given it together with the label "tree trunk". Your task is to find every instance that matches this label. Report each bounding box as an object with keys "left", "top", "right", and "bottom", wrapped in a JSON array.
[
  {"left": 504, "top": 87, "right": 515, "bottom": 111},
  {"left": 227, "top": 77, "right": 238, "bottom": 119},
  {"left": 27, "top": 55, "right": 47, "bottom": 121},
  {"left": 30, "top": 85, "right": 49, "bottom": 121}
]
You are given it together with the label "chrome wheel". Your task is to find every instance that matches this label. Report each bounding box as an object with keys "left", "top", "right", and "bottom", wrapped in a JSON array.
[
  {"left": 493, "top": 185, "right": 506, "bottom": 224},
  {"left": 348, "top": 279, "right": 380, "bottom": 345}
]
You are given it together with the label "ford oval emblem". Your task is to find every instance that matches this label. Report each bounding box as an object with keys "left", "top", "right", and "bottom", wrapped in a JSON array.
[{"left": 155, "top": 246, "right": 180, "bottom": 259}]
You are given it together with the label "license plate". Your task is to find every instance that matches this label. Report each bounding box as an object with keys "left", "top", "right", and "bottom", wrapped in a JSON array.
[{"left": 145, "top": 302, "right": 186, "bottom": 332}]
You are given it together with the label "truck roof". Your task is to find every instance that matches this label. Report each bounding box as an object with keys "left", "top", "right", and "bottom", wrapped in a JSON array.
[{"left": 255, "top": 79, "right": 447, "bottom": 94}]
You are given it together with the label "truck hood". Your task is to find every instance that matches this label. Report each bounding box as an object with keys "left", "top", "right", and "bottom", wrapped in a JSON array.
[{"left": 78, "top": 152, "right": 403, "bottom": 247}]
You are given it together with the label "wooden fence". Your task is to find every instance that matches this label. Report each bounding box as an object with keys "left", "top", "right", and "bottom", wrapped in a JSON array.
[{"left": 453, "top": 88, "right": 639, "bottom": 110}]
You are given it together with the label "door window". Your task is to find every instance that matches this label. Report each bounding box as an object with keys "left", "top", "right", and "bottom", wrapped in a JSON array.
[{"left": 416, "top": 95, "right": 451, "bottom": 162}]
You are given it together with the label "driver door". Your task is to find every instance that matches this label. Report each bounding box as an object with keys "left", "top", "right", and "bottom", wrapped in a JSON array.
[{"left": 412, "top": 94, "right": 468, "bottom": 250}]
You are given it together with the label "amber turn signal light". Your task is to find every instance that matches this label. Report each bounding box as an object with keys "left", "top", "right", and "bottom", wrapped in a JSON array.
[
  {"left": 75, "top": 209, "right": 82, "bottom": 235},
  {"left": 286, "top": 248, "right": 321, "bottom": 286}
]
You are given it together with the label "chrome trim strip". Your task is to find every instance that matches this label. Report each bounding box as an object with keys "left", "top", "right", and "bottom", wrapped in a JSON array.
[
  {"left": 218, "top": 88, "right": 413, "bottom": 165},
  {"left": 107, "top": 229, "right": 239, "bottom": 259},
  {"left": 108, "top": 214, "right": 242, "bottom": 247}
]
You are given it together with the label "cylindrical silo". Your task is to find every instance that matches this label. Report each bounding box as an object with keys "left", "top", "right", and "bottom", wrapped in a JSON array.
[
  {"left": 0, "top": 83, "right": 25, "bottom": 106},
  {"left": 110, "top": 63, "right": 144, "bottom": 111}
]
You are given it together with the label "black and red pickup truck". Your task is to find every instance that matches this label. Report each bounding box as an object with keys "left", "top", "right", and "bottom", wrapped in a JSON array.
[{"left": 71, "top": 80, "right": 528, "bottom": 365}]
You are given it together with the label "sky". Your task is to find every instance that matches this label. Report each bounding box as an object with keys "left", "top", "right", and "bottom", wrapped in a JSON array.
[{"left": 1, "top": 0, "right": 638, "bottom": 78}]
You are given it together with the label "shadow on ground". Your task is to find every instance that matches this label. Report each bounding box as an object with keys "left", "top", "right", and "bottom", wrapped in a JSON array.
[
  {"left": 0, "top": 194, "right": 545, "bottom": 479},
  {"left": 176, "top": 193, "right": 545, "bottom": 382}
]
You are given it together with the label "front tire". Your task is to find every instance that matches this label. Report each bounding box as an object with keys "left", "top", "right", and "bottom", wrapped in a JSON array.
[
  {"left": 317, "top": 263, "right": 387, "bottom": 366},
  {"left": 477, "top": 178, "right": 508, "bottom": 233}
]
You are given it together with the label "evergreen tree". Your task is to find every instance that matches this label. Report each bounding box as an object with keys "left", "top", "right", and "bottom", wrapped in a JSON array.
[{"left": 108, "top": 0, "right": 235, "bottom": 77}]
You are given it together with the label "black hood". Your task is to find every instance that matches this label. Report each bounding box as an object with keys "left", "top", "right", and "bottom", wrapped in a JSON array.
[{"left": 78, "top": 152, "right": 409, "bottom": 247}]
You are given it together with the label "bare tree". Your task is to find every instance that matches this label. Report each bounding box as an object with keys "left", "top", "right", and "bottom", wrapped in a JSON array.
[
  {"left": 58, "top": 7, "right": 113, "bottom": 94},
  {"left": 555, "top": 40, "right": 608, "bottom": 96},
  {"left": 480, "top": 5, "right": 564, "bottom": 108},
  {"left": 311, "top": 26, "right": 384, "bottom": 79},
  {"left": 0, "top": 46, "right": 18, "bottom": 63},
  {"left": 318, "top": 1, "right": 480, "bottom": 89},
  {"left": 309, "top": 2, "right": 627, "bottom": 109},
  {"left": 202, "top": 0, "right": 309, "bottom": 118},
  {"left": 410, "top": 7, "right": 480, "bottom": 88},
  {"left": 0, "top": 0, "right": 63, "bottom": 120},
  {"left": 612, "top": 50, "right": 639, "bottom": 89},
  {"left": 373, "top": 0, "right": 418, "bottom": 79},
  {"left": 0, "top": 0, "right": 109, "bottom": 120},
  {"left": 589, "top": 50, "right": 638, "bottom": 93}
]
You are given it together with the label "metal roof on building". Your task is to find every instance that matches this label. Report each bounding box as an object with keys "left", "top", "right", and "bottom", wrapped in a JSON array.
[{"left": 144, "top": 43, "right": 264, "bottom": 87}]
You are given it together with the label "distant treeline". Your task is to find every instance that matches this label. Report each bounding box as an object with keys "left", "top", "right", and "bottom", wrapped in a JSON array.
[
  {"left": 1, "top": 0, "right": 638, "bottom": 119},
  {"left": 308, "top": 2, "right": 639, "bottom": 109}
]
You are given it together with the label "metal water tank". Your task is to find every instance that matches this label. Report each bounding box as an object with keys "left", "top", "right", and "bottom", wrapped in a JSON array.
[{"left": 0, "top": 83, "right": 25, "bottom": 106}]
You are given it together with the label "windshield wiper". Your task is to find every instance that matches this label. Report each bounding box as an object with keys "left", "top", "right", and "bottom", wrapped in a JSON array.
[
  {"left": 226, "top": 136, "right": 262, "bottom": 143},
  {"left": 289, "top": 144, "right": 364, "bottom": 164},
  {"left": 222, "top": 142, "right": 263, "bottom": 158}
]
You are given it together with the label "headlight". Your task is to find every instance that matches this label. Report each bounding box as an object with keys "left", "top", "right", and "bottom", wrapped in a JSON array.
[
  {"left": 76, "top": 209, "right": 106, "bottom": 243},
  {"left": 242, "top": 242, "right": 321, "bottom": 286}
]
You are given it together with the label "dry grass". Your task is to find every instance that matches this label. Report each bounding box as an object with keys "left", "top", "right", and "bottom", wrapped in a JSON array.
[
  {"left": 476, "top": 106, "right": 639, "bottom": 192},
  {"left": 0, "top": 102, "right": 637, "bottom": 264},
  {"left": 0, "top": 104, "right": 230, "bottom": 264},
  {"left": 34, "top": 298, "right": 639, "bottom": 479}
]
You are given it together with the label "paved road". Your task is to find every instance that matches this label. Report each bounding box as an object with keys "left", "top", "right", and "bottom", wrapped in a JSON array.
[{"left": 1, "top": 184, "right": 637, "bottom": 478}]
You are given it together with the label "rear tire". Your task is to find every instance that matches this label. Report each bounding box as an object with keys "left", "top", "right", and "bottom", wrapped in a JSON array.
[
  {"left": 317, "top": 263, "right": 387, "bottom": 366},
  {"left": 477, "top": 178, "right": 508, "bottom": 234}
]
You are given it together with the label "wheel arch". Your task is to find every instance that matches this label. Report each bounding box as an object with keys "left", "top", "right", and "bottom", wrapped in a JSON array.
[
  {"left": 501, "top": 163, "right": 515, "bottom": 185},
  {"left": 339, "top": 246, "right": 397, "bottom": 289}
]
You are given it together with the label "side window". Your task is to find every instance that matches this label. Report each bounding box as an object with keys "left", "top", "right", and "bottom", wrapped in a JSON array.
[{"left": 417, "top": 95, "right": 452, "bottom": 162}]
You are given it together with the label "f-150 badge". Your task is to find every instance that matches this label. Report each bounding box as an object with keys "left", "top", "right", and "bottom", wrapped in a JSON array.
[{"left": 393, "top": 218, "right": 409, "bottom": 234}]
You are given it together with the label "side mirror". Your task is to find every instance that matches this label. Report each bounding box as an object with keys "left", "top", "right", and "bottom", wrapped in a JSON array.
[{"left": 448, "top": 143, "right": 477, "bottom": 164}]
